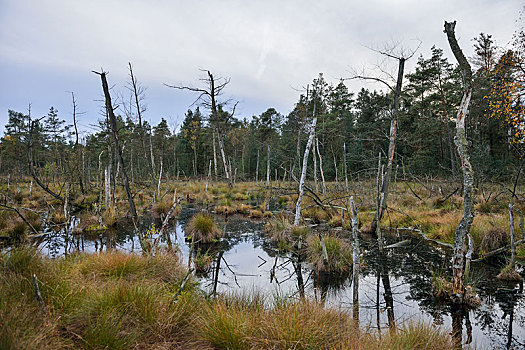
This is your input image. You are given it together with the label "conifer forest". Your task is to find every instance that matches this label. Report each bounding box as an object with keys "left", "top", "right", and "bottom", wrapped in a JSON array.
[{"left": 1, "top": 2, "right": 525, "bottom": 349}]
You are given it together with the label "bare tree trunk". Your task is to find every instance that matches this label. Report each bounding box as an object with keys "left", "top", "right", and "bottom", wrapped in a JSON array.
[
  {"left": 294, "top": 101, "right": 318, "bottom": 226},
  {"left": 510, "top": 203, "right": 516, "bottom": 268},
  {"left": 94, "top": 70, "right": 138, "bottom": 226},
  {"left": 213, "top": 132, "right": 218, "bottom": 179},
  {"left": 376, "top": 154, "right": 384, "bottom": 252},
  {"left": 350, "top": 196, "right": 360, "bottom": 322},
  {"left": 313, "top": 135, "right": 318, "bottom": 191},
  {"left": 105, "top": 165, "right": 110, "bottom": 208},
  {"left": 316, "top": 136, "right": 326, "bottom": 194},
  {"left": 206, "top": 160, "right": 212, "bottom": 192},
  {"left": 332, "top": 147, "right": 338, "bottom": 183},
  {"left": 256, "top": 148, "right": 260, "bottom": 183},
  {"left": 266, "top": 144, "right": 270, "bottom": 186},
  {"left": 149, "top": 126, "right": 156, "bottom": 181},
  {"left": 193, "top": 146, "right": 197, "bottom": 178},
  {"left": 295, "top": 127, "right": 301, "bottom": 177},
  {"left": 157, "top": 158, "right": 163, "bottom": 198},
  {"left": 242, "top": 145, "right": 245, "bottom": 179},
  {"left": 216, "top": 128, "right": 231, "bottom": 187},
  {"left": 370, "top": 57, "right": 405, "bottom": 234},
  {"left": 464, "top": 233, "right": 473, "bottom": 280},
  {"left": 444, "top": 21, "right": 475, "bottom": 300},
  {"left": 344, "top": 142, "right": 349, "bottom": 191}
]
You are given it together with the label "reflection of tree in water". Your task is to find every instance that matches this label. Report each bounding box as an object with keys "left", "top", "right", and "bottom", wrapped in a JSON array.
[
  {"left": 472, "top": 280, "right": 525, "bottom": 349},
  {"left": 312, "top": 269, "right": 351, "bottom": 304},
  {"left": 38, "top": 206, "right": 525, "bottom": 348}
]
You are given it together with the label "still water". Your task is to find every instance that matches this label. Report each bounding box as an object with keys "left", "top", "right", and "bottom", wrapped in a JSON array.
[{"left": 37, "top": 206, "right": 525, "bottom": 349}]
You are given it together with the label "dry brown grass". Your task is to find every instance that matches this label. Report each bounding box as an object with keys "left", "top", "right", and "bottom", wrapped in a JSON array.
[{"left": 186, "top": 213, "right": 222, "bottom": 243}]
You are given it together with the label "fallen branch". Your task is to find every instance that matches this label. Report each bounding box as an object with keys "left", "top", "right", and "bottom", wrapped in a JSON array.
[
  {"left": 0, "top": 201, "right": 40, "bottom": 235},
  {"left": 473, "top": 239, "right": 525, "bottom": 262},
  {"left": 170, "top": 268, "right": 194, "bottom": 305}
]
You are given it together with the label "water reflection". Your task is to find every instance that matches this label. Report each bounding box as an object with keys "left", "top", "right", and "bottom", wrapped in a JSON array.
[{"left": 34, "top": 207, "right": 525, "bottom": 349}]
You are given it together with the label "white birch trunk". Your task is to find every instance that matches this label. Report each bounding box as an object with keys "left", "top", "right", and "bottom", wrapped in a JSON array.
[
  {"left": 316, "top": 136, "right": 326, "bottom": 195},
  {"left": 266, "top": 144, "right": 270, "bottom": 186},
  {"left": 294, "top": 107, "right": 318, "bottom": 226}
]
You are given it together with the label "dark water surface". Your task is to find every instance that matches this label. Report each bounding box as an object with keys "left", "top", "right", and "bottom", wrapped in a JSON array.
[{"left": 36, "top": 207, "right": 525, "bottom": 349}]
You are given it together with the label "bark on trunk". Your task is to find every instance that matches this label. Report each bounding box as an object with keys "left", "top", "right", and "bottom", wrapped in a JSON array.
[
  {"left": 444, "top": 21, "right": 475, "bottom": 300},
  {"left": 316, "top": 136, "right": 326, "bottom": 195},
  {"left": 510, "top": 203, "right": 516, "bottom": 268},
  {"left": 94, "top": 71, "right": 138, "bottom": 226},
  {"left": 344, "top": 142, "right": 349, "bottom": 191},
  {"left": 370, "top": 57, "right": 405, "bottom": 234},
  {"left": 266, "top": 144, "right": 270, "bottom": 186},
  {"left": 294, "top": 102, "right": 318, "bottom": 226},
  {"left": 256, "top": 148, "right": 260, "bottom": 182},
  {"left": 350, "top": 196, "right": 360, "bottom": 322},
  {"left": 213, "top": 132, "right": 218, "bottom": 179}
]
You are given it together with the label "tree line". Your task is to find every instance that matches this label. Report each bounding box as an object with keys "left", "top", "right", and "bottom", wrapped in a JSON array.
[{"left": 1, "top": 30, "right": 524, "bottom": 194}]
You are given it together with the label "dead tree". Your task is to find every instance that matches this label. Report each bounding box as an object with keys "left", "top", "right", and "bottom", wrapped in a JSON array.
[
  {"left": 444, "top": 21, "right": 475, "bottom": 300},
  {"left": 350, "top": 196, "right": 360, "bottom": 321},
  {"left": 346, "top": 42, "right": 419, "bottom": 235},
  {"left": 93, "top": 70, "right": 138, "bottom": 227},
  {"left": 127, "top": 63, "right": 155, "bottom": 184},
  {"left": 370, "top": 56, "right": 405, "bottom": 234},
  {"left": 165, "top": 70, "right": 236, "bottom": 187},
  {"left": 294, "top": 81, "right": 320, "bottom": 226}
]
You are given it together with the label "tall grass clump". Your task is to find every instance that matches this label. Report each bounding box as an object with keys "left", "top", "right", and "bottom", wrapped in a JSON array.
[
  {"left": 306, "top": 234, "right": 353, "bottom": 273},
  {"left": 186, "top": 213, "right": 222, "bottom": 243}
]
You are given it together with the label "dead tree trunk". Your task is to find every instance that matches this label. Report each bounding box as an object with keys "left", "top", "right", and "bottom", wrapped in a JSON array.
[
  {"left": 266, "top": 144, "right": 270, "bottom": 186},
  {"left": 350, "top": 196, "right": 360, "bottom": 322},
  {"left": 294, "top": 98, "right": 318, "bottom": 226},
  {"left": 344, "top": 142, "right": 349, "bottom": 191},
  {"left": 510, "top": 203, "right": 516, "bottom": 268},
  {"left": 256, "top": 148, "right": 260, "bottom": 182},
  {"left": 213, "top": 132, "right": 218, "bottom": 179},
  {"left": 370, "top": 57, "right": 405, "bottom": 234},
  {"left": 94, "top": 70, "right": 138, "bottom": 226},
  {"left": 316, "top": 136, "right": 326, "bottom": 194},
  {"left": 444, "top": 21, "right": 475, "bottom": 300}
]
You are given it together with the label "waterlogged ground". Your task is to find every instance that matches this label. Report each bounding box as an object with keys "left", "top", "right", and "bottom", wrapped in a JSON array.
[{"left": 36, "top": 206, "right": 525, "bottom": 349}]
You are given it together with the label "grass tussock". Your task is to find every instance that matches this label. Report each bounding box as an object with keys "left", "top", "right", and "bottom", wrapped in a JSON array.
[
  {"left": 186, "top": 213, "right": 222, "bottom": 243},
  {"left": 497, "top": 263, "right": 522, "bottom": 281},
  {"left": 152, "top": 199, "right": 180, "bottom": 219},
  {"left": 306, "top": 234, "right": 353, "bottom": 273},
  {"left": 432, "top": 272, "right": 481, "bottom": 308},
  {"left": 0, "top": 247, "right": 458, "bottom": 349}
]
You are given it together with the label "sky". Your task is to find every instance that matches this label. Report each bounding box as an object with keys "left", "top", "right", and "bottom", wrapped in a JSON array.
[{"left": 0, "top": 0, "right": 523, "bottom": 137}]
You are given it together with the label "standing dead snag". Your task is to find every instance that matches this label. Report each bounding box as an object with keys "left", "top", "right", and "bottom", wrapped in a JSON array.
[
  {"left": 350, "top": 196, "right": 360, "bottom": 322},
  {"left": 370, "top": 56, "right": 405, "bottom": 235},
  {"left": 294, "top": 83, "right": 319, "bottom": 226},
  {"left": 444, "top": 21, "right": 475, "bottom": 300},
  {"left": 93, "top": 70, "right": 139, "bottom": 228},
  {"left": 165, "top": 70, "right": 235, "bottom": 187}
]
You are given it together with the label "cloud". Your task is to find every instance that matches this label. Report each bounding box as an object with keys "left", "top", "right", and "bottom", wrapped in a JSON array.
[{"left": 0, "top": 0, "right": 522, "bottom": 132}]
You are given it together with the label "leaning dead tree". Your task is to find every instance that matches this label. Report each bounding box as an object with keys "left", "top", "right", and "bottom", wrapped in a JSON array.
[
  {"left": 444, "top": 21, "right": 475, "bottom": 300},
  {"left": 165, "top": 70, "right": 236, "bottom": 187},
  {"left": 93, "top": 70, "right": 139, "bottom": 227}
]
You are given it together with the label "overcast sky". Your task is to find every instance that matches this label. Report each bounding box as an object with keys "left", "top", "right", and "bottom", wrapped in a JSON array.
[{"left": 0, "top": 0, "right": 522, "bottom": 136}]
